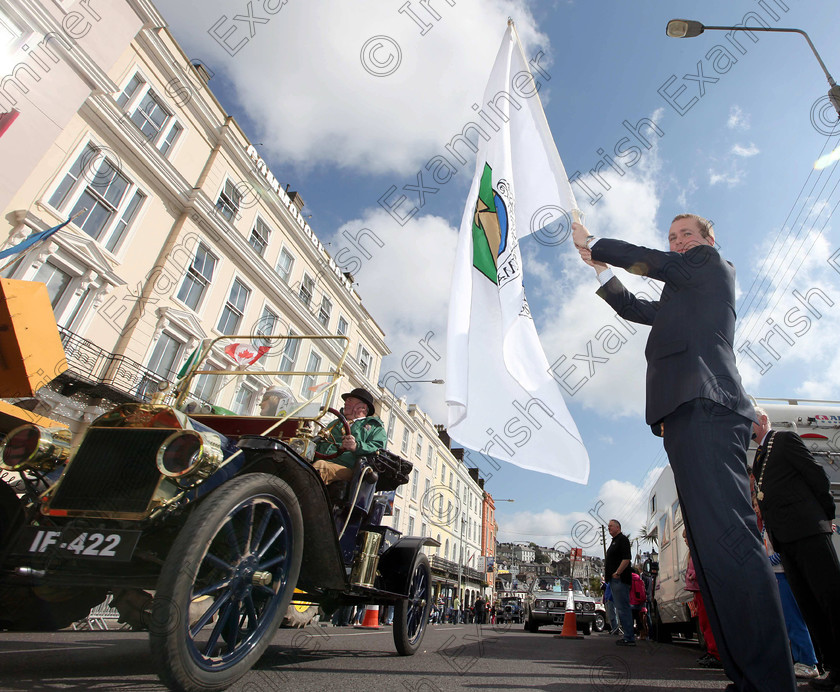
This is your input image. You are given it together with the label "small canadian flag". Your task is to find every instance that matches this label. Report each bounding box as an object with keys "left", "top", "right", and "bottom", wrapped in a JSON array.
[{"left": 224, "top": 342, "right": 269, "bottom": 366}]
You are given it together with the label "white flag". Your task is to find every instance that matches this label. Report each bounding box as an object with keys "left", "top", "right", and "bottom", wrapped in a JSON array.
[{"left": 445, "top": 22, "right": 589, "bottom": 484}]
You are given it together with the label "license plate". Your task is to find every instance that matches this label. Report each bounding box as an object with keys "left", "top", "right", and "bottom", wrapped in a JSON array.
[{"left": 15, "top": 527, "right": 141, "bottom": 562}]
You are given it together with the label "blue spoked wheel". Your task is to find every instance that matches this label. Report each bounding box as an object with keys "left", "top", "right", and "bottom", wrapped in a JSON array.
[
  {"left": 393, "top": 553, "right": 431, "bottom": 655},
  {"left": 150, "top": 474, "right": 303, "bottom": 691}
]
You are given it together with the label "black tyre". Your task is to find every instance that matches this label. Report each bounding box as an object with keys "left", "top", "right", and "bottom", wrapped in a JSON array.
[
  {"left": 653, "top": 613, "right": 672, "bottom": 643},
  {"left": 581, "top": 621, "right": 592, "bottom": 635},
  {"left": 150, "top": 474, "right": 303, "bottom": 692},
  {"left": 525, "top": 617, "right": 539, "bottom": 633},
  {"left": 593, "top": 612, "right": 606, "bottom": 632},
  {"left": 393, "top": 553, "right": 431, "bottom": 655}
]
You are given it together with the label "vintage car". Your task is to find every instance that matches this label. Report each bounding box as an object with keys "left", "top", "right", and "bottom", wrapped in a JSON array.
[
  {"left": 522, "top": 575, "right": 597, "bottom": 635},
  {"left": 495, "top": 595, "right": 523, "bottom": 624},
  {"left": 0, "top": 334, "right": 435, "bottom": 691}
]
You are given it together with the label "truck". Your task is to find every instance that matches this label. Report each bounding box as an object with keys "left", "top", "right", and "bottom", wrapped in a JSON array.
[{"left": 647, "top": 397, "right": 840, "bottom": 643}]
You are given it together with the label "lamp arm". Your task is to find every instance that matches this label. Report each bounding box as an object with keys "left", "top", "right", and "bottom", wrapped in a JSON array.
[{"left": 704, "top": 25, "right": 836, "bottom": 85}]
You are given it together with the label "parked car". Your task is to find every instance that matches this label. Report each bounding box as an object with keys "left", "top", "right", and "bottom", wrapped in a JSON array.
[
  {"left": 495, "top": 595, "right": 523, "bottom": 624},
  {"left": 522, "top": 575, "right": 597, "bottom": 635},
  {"left": 593, "top": 602, "right": 606, "bottom": 632},
  {"left": 0, "top": 335, "right": 435, "bottom": 691}
]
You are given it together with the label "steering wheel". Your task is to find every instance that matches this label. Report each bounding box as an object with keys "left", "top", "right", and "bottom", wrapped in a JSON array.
[{"left": 313, "top": 408, "right": 351, "bottom": 460}]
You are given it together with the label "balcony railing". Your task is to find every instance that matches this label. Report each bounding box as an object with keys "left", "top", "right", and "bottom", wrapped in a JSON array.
[
  {"left": 58, "top": 327, "right": 172, "bottom": 404},
  {"left": 430, "top": 555, "right": 485, "bottom": 584}
]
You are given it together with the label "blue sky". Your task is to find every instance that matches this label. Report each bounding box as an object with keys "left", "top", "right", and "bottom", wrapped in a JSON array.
[{"left": 155, "top": 0, "right": 840, "bottom": 551}]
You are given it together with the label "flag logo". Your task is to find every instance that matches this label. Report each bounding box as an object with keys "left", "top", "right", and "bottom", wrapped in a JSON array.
[{"left": 472, "top": 163, "right": 508, "bottom": 284}]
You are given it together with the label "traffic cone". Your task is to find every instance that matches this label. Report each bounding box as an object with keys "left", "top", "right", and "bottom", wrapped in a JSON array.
[
  {"left": 355, "top": 604, "right": 380, "bottom": 629},
  {"left": 554, "top": 588, "right": 583, "bottom": 640}
]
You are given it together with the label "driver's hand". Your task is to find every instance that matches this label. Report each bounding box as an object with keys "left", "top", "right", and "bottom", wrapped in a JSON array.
[{"left": 341, "top": 435, "right": 357, "bottom": 451}]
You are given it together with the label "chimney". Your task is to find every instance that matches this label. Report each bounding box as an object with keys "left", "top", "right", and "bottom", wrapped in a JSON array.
[
  {"left": 287, "top": 191, "right": 305, "bottom": 212},
  {"left": 190, "top": 61, "right": 212, "bottom": 85},
  {"left": 435, "top": 424, "right": 451, "bottom": 448}
]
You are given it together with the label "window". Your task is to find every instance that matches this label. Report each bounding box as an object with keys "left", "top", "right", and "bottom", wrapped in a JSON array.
[
  {"left": 300, "top": 351, "right": 322, "bottom": 398},
  {"left": 650, "top": 494, "right": 657, "bottom": 516},
  {"left": 215, "top": 180, "right": 242, "bottom": 222},
  {"left": 393, "top": 507, "right": 400, "bottom": 530},
  {"left": 279, "top": 330, "right": 299, "bottom": 373},
  {"left": 158, "top": 122, "right": 182, "bottom": 157},
  {"left": 426, "top": 446, "right": 433, "bottom": 468},
  {"left": 248, "top": 218, "right": 271, "bottom": 257},
  {"left": 298, "top": 273, "right": 314, "bottom": 306},
  {"left": 408, "top": 515, "right": 415, "bottom": 536},
  {"left": 117, "top": 73, "right": 183, "bottom": 156},
  {"left": 337, "top": 315, "right": 348, "bottom": 337},
  {"left": 387, "top": 412, "right": 395, "bottom": 442},
  {"left": 401, "top": 428, "right": 410, "bottom": 455},
  {"left": 147, "top": 333, "right": 183, "bottom": 379},
  {"left": 233, "top": 384, "right": 256, "bottom": 415},
  {"left": 416, "top": 434, "right": 423, "bottom": 459},
  {"left": 177, "top": 243, "right": 216, "bottom": 311},
  {"left": 411, "top": 472, "right": 418, "bottom": 500},
  {"left": 421, "top": 523, "right": 427, "bottom": 537},
  {"left": 276, "top": 248, "right": 294, "bottom": 284},
  {"left": 49, "top": 143, "right": 145, "bottom": 252},
  {"left": 116, "top": 74, "right": 144, "bottom": 109},
  {"left": 217, "top": 278, "right": 250, "bottom": 335},
  {"left": 672, "top": 499, "right": 682, "bottom": 527},
  {"left": 441, "top": 466, "right": 446, "bottom": 483},
  {"left": 358, "top": 345, "right": 372, "bottom": 378},
  {"left": 192, "top": 368, "right": 219, "bottom": 404},
  {"left": 425, "top": 479, "right": 431, "bottom": 497},
  {"left": 256, "top": 305, "right": 278, "bottom": 348},
  {"left": 31, "top": 261, "right": 71, "bottom": 309},
  {"left": 130, "top": 90, "right": 172, "bottom": 143},
  {"left": 317, "top": 295, "right": 332, "bottom": 328}
]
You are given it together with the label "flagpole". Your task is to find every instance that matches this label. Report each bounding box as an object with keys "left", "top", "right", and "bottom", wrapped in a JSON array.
[{"left": 0, "top": 208, "right": 86, "bottom": 274}]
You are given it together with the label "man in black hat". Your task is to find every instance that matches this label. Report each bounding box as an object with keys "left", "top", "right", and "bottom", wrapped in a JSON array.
[{"left": 313, "top": 387, "right": 387, "bottom": 484}]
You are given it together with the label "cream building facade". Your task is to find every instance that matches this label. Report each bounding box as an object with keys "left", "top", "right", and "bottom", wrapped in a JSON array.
[{"left": 0, "top": 0, "right": 387, "bottom": 430}]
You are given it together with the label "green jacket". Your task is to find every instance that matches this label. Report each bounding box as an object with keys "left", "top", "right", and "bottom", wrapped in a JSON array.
[{"left": 315, "top": 415, "right": 387, "bottom": 469}]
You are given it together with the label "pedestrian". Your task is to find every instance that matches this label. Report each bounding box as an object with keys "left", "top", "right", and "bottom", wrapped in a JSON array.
[
  {"left": 452, "top": 595, "right": 461, "bottom": 624},
  {"left": 752, "top": 493, "right": 819, "bottom": 680},
  {"left": 574, "top": 216, "right": 795, "bottom": 691},
  {"left": 629, "top": 569, "right": 648, "bottom": 641},
  {"left": 684, "top": 528, "right": 722, "bottom": 669},
  {"left": 751, "top": 407, "right": 840, "bottom": 689},
  {"left": 604, "top": 519, "right": 634, "bottom": 646}
]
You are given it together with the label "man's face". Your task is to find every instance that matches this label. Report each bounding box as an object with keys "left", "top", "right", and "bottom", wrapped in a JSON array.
[
  {"left": 752, "top": 414, "right": 770, "bottom": 442},
  {"left": 607, "top": 521, "right": 620, "bottom": 538},
  {"left": 344, "top": 396, "right": 369, "bottom": 419},
  {"left": 668, "top": 218, "right": 713, "bottom": 253}
]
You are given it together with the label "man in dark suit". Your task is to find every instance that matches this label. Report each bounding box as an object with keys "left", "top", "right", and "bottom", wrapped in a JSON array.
[
  {"left": 572, "top": 215, "right": 795, "bottom": 692},
  {"left": 752, "top": 406, "right": 840, "bottom": 690}
]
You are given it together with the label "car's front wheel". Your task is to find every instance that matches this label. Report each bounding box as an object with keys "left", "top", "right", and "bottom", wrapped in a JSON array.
[
  {"left": 525, "top": 616, "right": 539, "bottom": 633},
  {"left": 593, "top": 612, "right": 606, "bottom": 632},
  {"left": 581, "top": 621, "right": 592, "bottom": 635},
  {"left": 393, "top": 553, "right": 431, "bottom": 655},
  {"left": 150, "top": 473, "right": 303, "bottom": 692}
]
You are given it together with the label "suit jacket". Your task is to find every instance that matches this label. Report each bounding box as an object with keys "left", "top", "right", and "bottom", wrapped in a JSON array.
[
  {"left": 754, "top": 430, "right": 835, "bottom": 543},
  {"left": 590, "top": 239, "right": 753, "bottom": 429}
]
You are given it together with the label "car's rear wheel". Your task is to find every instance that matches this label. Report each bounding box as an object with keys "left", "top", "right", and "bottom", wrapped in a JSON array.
[
  {"left": 150, "top": 474, "right": 303, "bottom": 692},
  {"left": 393, "top": 553, "right": 431, "bottom": 655}
]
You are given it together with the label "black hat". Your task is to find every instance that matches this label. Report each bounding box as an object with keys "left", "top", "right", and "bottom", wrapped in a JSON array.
[{"left": 342, "top": 387, "right": 376, "bottom": 416}]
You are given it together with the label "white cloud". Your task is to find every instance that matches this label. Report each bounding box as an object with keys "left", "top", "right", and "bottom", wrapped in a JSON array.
[
  {"left": 709, "top": 168, "right": 744, "bottom": 187},
  {"left": 496, "top": 465, "right": 665, "bottom": 547},
  {"left": 727, "top": 105, "right": 750, "bottom": 130},
  {"left": 156, "top": 0, "right": 548, "bottom": 175},
  {"left": 731, "top": 143, "right": 760, "bottom": 158}
]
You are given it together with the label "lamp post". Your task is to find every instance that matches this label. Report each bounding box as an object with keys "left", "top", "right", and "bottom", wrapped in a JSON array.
[
  {"left": 665, "top": 19, "right": 840, "bottom": 118},
  {"left": 381, "top": 378, "right": 444, "bottom": 447}
]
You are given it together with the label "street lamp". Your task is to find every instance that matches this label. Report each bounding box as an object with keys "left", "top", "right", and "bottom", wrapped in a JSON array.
[
  {"left": 666, "top": 18, "right": 840, "bottom": 118},
  {"left": 380, "top": 378, "right": 444, "bottom": 445}
]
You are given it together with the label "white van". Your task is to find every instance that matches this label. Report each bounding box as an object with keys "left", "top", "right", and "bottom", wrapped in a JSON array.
[{"left": 646, "top": 397, "right": 840, "bottom": 642}]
